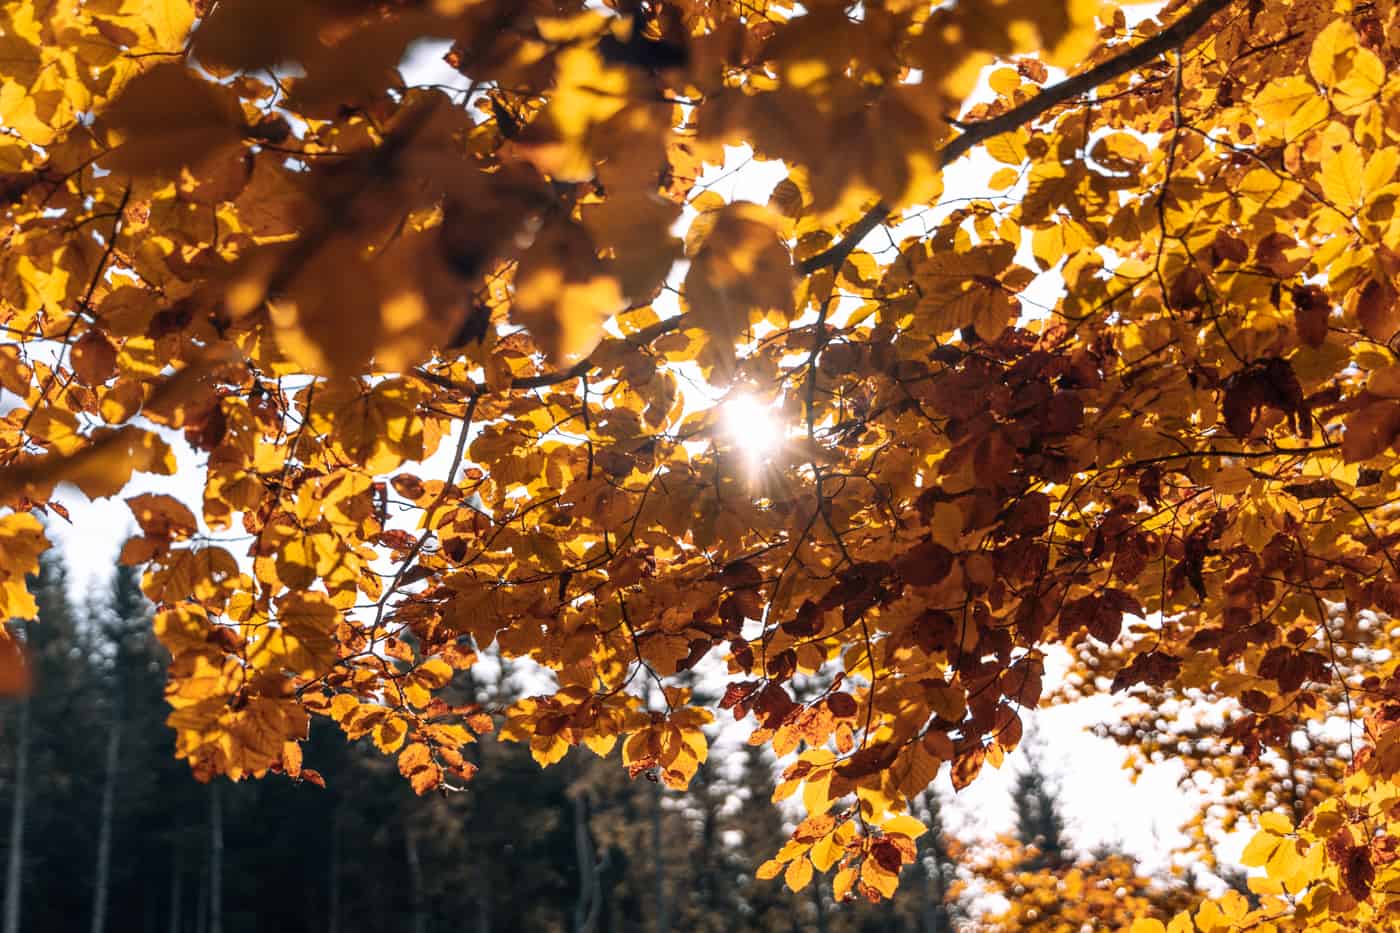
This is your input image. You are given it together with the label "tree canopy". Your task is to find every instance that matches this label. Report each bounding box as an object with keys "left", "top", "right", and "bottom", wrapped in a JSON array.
[{"left": 1, "top": 0, "right": 1398, "bottom": 927}]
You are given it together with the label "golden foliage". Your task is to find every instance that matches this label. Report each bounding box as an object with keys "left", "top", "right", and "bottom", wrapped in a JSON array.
[{"left": 3, "top": 0, "right": 1400, "bottom": 925}]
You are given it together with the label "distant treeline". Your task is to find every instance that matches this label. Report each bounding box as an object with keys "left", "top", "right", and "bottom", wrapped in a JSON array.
[{"left": 0, "top": 553, "right": 972, "bottom": 933}]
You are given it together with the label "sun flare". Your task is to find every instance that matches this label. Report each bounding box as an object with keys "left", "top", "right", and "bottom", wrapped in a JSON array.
[{"left": 721, "top": 393, "right": 784, "bottom": 469}]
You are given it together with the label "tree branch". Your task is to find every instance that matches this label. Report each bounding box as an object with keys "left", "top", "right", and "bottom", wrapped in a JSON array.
[
  {"left": 795, "top": 202, "right": 895, "bottom": 277},
  {"left": 937, "top": 0, "right": 1234, "bottom": 167},
  {"left": 421, "top": 0, "right": 1233, "bottom": 397},
  {"left": 510, "top": 313, "right": 684, "bottom": 389},
  {"left": 796, "top": 0, "right": 1234, "bottom": 277}
]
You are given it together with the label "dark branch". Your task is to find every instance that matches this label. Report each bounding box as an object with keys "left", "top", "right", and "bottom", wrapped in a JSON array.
[
  {"left": 938, "top": 0, "right": 1233, "bottom": 167},
  {"left": 417, "top": 312, "right": 688, "bottom": 394},
  {"left": 795, "top": 202, "right": 895, "bottom": 277},
  {"left": 422, "top": 0, "right": 1234, "bottom": 396},
  {"left": 797, "top": 0, "right": 1234, "bottom": 277},
  {"left": 509, "top": 313, "right": 685, "bottom": 389}
]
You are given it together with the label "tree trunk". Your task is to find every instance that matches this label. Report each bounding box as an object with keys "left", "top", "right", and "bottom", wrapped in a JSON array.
[
  {"left": 3, "top": 691, "right": 30, "bottom": 933},
  {"left": 474, "top": 871, "right": 490, "bottom": 933},
  {"left": 91, "top": 721, "right": 122, "bottom": 933},
  {"left": 808, "top": 877, "right": 829, "bottom": 933},
  {"left": 650, "top": 779, "right": 667, "bottom": 933},
  {"left": 195, "top": 862, "right": 208, "bottom": 933},
  {"left": 572, "top": 791, "right": 602, "bottom": 933},
  {"left": 327, "top": 807, "right": 341, "bottom": 933},
  {"left": 404, "top": 827, "right": 427, "bottom": 933},
  {"left": 209, "top": 785, "right": 223, "bottom": 933},
  {"left": 167, "top": 848, "right": 182, "bottom": 933}
]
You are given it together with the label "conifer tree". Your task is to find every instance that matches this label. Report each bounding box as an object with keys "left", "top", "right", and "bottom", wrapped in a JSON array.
[
  {"left": 89, "top": 563, "right": 153, "bottom": 933},
  {"left": 1009, "top": 737, "right": 1069, "bottom": 872},
  {"left": 1, "top": 551, "right": 102, "bottom": 932},
  {"left": 908, "top": 791, "right": 963, "bottom": 933}
]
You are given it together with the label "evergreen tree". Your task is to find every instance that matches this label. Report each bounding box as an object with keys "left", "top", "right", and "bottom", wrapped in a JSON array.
[
  {"left": 92, "top": 563, "right": 208, "bottom": 932},
  {"left": 1, "top": 551, "right": 104, "bottom": 932},
  {"left": 728, "top": 744, "right": 807, "bottom": 933},
  {"left": 669, "top": 756, "right": 742, "bottom": 933},
  {"left": 1009, "top": 737, "right": 1070, "bottom": 871},
  {"left": 1, "top": 549, "right": 999, "bottom": 933},
  {"left": 907, "top": 790, "right": 964, "bottom": 933}
]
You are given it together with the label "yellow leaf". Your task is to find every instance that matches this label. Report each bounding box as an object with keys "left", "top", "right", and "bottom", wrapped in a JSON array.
[
  {"left": 811, "top": 834, "right": 842, "bottom": 872},
  {"left": 511, "top": 218, "right": 625, "bottom": 364},
  {"left": 985, "top": 129, "right": 1028, "bottom": 166},
  {"left": 1308, "top": 19, "right": 1359, "bottom": 87},
  {"left": 373, "top": 716, "right": 408, "bottom": 755},
  {"left": 1265, "top": 837, "right": 1304, "bottom": 883},
  {"left": 1320, "top": 140, "right": 1365, "bottom": 211},
  {"left": 398, "top": 742, "right": 432, "bottom": 777},
  {"left": 880, "top": 813, "right": 927, "bottom": 840},
  {"left": 1166, "top": 912, "right": 1197, "bottom": 933},
  {"left": 281, "top": 740, "right": 303, "bottom": 779},
  {"left": 860, "top": 857, "right": 899, "bottom": 899},
  {"left": 833, "top": 865, "right": 857, "bottom": 902},
  {"left": 0, "top": 513, "right": 48, "bottom": 622},
  {"left": 583, "top": 733, "right": 617, "bottom": 757},
  {"left": 409, "top": 762, "right": 442, "bottom": 796},
  {"left": 1252, "top": 76, "right": 1329, "bottom": 142},
  {"left": 803, "top": 770, "right": 833, "bottom": 814},
  {"left": 153, "top": 604, "right": 215, "bottom": 661},
  {"left": 329, "top": 694, "right": 359, "bottom": 725},
  {"left": 530, "top": 734, "right": 569, "bottom": 767},
  {"left": 1239, "top": 829, "right": 1281, "bottom": 868},
  {"left": 249, "top": 591, "right": 340, "bottom": 679},
  {"left": 784, "top": 856, "right": 814, "bottom": 892},
  {"left": 308, "top": 378, "right": 427, "bottom": 475}
]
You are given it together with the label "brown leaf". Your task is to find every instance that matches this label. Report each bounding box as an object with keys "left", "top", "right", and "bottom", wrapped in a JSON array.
[
  {"left": 895, "top": 540, "right": 954, "bottom": 587},
  {"left": 835, "top": 741, "right": 899, "bottom": 780},
  {"left": 950, "top": 744, "right": 986, "bottom": 791},
  {"left": 71, "top": 331, "right": 118, "bottom": 385},
  {"left": 1292, "top": 284, "right": 1330, "bottom": 347},
  {"left": 826, "top": 692, "right": 858, "bottom": 718},
  {"left": 1342, "top": 400, "right": 1400, "bottom": 463},
  {"left": 1356, "top": 278, "right": 1400, "bottom": 343},
  {"left": 684, "top": 202, "right": 794, "bottom": 375},
  {"left": 98, "top": 63, "right": 247, "bottom": 178},
  {"left": 1343, "top": 845, "right": 1375, "bottom": 903},
  {"left": 0, "top": 634, "right": 30, "bottom": 697},
  {"left": 126, "top": 493, "right": 198, "bottom": 542}
]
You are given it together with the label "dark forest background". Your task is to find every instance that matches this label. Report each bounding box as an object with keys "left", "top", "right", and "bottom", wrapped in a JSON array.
[{"left": 0, "top": 551, "right": 1175, "bottom": 933}]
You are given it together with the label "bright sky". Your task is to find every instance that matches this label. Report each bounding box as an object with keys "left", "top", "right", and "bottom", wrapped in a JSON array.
[{"left": 39, "top": 32, "right": 1253, "bottom": 890}]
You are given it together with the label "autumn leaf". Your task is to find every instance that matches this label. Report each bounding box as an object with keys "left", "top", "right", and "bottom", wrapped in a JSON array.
[
  {"left": 126, "top": 493, "right": 198, "bottom": 543},
  {"left": 0, "top": 631, "right": 30, "bottom": 696},
  {"left": 0, "top": 513, "right": 48, "bottom": 622},
  {"left": 4, "top": 0, "right": 1400, "bottom": 924},
  {"left": 97, "top": 63, "right": 247, "bottom": 178},
  {"left": 684, "top": 202, "right": 794, "bottom": 375}
]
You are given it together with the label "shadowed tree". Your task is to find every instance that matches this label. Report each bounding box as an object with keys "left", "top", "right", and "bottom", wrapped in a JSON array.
[{"left": 1009, "top": 737, "right": 1070, "bottom": 872}]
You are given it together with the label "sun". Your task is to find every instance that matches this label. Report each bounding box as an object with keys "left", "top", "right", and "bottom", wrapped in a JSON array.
[{"left": 720, "top": 393, "right": 785, "bottom": 470}]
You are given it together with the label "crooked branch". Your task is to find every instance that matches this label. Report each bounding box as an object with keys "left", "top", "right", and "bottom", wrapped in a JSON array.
[
  {"left": 797, "top": 0, "right": 1234, "bottom": 277},
  {"left": 937, "top": 0, "right": 1234, "bottom": 167},
  {"left": 422, "top": 0, "right": 1233, "bottom": 396}
]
